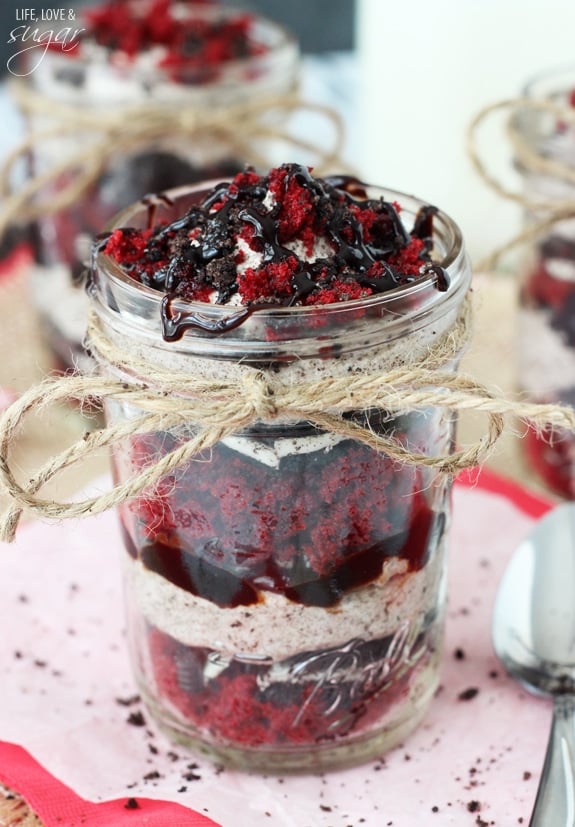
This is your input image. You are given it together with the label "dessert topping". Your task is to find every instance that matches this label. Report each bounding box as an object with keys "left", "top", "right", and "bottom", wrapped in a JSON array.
[
  {"left": 102, "top": 163, "right": 448, "bottom": 339},
  {"left": 52, "top": 0, "right": 266, "bottom": 80}
]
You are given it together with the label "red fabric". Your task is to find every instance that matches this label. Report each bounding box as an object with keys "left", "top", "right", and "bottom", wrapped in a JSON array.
[
  {"left": 0, "top": 243, "right": 33, "bottom": 280},
  {"left": 0, "top": 741, "right": 221, "bottom": 827},
  {"left": 456, "top": 466, "right": 554, "bottom": 519}
]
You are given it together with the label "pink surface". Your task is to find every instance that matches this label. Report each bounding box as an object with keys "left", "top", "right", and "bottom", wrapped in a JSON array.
[{"left": 0, "top": 470, "right": 554, "bottom": 826}]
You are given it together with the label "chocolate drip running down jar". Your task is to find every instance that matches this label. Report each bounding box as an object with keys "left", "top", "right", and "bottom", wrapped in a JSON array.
[
  {"left": 88, "top": 167, "right": 472, "bottom": 772},
  {"left": 513, "top": 67, "right": 575, "bottom": 497},
  {"left": 13, "top": 0, "right": 298, "bottom": 370}
]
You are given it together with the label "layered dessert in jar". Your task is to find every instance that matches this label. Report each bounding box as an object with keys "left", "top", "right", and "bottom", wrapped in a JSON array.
[
  {"left": 15, "top": 0, "right": 298, "bottom": 369},
  {"left": 515, "top": 70, "right": 575, "bottom": 497},
  {"left": 89, "top": 163, "right": 471, "bottom": 771}
]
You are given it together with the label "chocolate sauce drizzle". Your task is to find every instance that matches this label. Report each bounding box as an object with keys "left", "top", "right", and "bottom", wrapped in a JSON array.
[{"left": 97, "top": 164, "right": 450, "bottom": 340}]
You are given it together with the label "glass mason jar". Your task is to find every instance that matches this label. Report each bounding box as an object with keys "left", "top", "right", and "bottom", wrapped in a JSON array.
[
  {"left": 514, "top": 67, "right": 575, "bottom": 497},
  {"left": 88, "top": 182, "right": 471, "bottom": 773},
  {"left": 14, "top": 3, "right": 298, "bottom": 370}
]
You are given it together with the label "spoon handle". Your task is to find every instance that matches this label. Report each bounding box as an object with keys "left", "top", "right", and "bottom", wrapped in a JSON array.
[{"left": 531, "top": 694, "right": 575, "bottom": 827}]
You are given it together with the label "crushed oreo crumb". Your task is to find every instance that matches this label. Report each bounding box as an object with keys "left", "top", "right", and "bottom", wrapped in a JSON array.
[
  {"left": 126, "top": 711, "right": 146, "bottom": 726},
  {"left": 458, "top": 687, "right": 480, "bottom": 701}
]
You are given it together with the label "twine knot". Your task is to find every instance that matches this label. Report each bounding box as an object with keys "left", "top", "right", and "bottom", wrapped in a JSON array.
[
  {"left": 2, "top": 296, "right": 575, "bottom": 543},
  {"left": 248, "top": 372, "right": 278, "bottom": 421}
]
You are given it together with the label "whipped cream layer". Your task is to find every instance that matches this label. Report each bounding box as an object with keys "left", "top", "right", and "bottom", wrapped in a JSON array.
[{"left": 125, "top": 546, "right": 446, "bottom": 662}]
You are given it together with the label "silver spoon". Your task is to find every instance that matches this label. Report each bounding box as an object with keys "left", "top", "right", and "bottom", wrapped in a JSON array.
[{"left": 492, "top": 502, "right": 575, "bottom": 826}]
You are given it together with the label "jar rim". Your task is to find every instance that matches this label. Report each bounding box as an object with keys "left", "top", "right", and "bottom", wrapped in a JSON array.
[
  {"left": 90, "top": 179, "right": 470, "bottom": 357},
  {"left": 95, "top": 180, "right": 466, "bottom": 305}
]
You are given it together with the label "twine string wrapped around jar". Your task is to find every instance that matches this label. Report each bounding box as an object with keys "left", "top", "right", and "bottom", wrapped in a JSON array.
[
  {"left": 0, "top": 78, "right": 346, "bottom": 239},
  {"left": 1, "top": 293, "right": 575, "bottom": 543},
  {"left": 467, "top": 95, "right": 575, "bottom": 270}
]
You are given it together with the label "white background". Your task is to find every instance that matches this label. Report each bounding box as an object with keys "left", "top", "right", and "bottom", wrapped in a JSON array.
[{"left": 355, "top": 0, "right": 575, "bottom": 266}]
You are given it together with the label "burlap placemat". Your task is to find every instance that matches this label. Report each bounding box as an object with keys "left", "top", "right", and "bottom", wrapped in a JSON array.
[{"left": 0, "top": 785, "right": 42, "bottom": 827}]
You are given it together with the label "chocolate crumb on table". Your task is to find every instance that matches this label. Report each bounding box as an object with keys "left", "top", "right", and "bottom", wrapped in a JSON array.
[
  {"left": 458, "top": 687, "right": 480, "bottom": 701},
  {"left": 126, "top": 710, "right": 146, "bottom": 727}
]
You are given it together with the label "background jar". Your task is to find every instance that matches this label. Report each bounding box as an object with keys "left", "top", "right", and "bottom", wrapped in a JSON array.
[
  {"left": 513, "top": 67, "right": 575, "bottom": 497},
  {"left": 12, "top": 2, "right": 298, "bottom": 370},
  {"left": 89, "top": 182, "right": 471, "bottom": 773}
]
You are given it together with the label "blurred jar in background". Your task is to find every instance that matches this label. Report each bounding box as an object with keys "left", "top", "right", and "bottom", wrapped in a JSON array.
[
  {"left": 12, "top": 0, "right": 299, "bottom": 370},
  {"left": 515, "top": 67, "right": 575, "bottom": 497}
]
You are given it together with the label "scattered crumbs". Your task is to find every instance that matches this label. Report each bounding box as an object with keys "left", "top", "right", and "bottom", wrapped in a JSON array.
[
  {"left": 454, "top": 647, "right": 466, "bottom": 660},
  {"left": 404, "top": 753, "right": 412, "bottom": 761},
  {"left": 178, "top": 786, "right": 187, "bottom": 793},
  {"left": 116, "top": 694, "right": 141, "bottom": 706},
  {"left": 18, "top": 594, "right": 29, "bottom": 603},
  {"left": 467, "top": 801, "right": 481, "bottom": 812},
  {"left": 488, "top": 670, "right": 499, "bottom": 679},
  {"left": 69, "top": 583, "right": 79, "bottom": 592},
  {"left": 265, "top": 813, "right": 271, "bottom": 818},
  {"left": 127, "top": 711, "right": 146, "bottom": 727},
  {"left": 319, "top": 804, "right": 332, "bottom": 812},
  {"left": 14, "top": 651, "right": 22, "bottom": 659},
  {"left": 475, "top": 818, "right": 489, "bottom": 827},
  {"left": 166, "top": 750, "right": 180, "bottom": 762},
  {"left": 84, "top": 699, "right": 93, "bottom": 706},
  {"left": 124, "top": 798, "right": 139, "bottom": 810},
  {"left": 182, "top": 769, "right": 201, "bottom": 782},
  {"left": 458, "top": 687, "right": 480, "bottom": 702},
  {"left": 518, "top": 819, "right": 524, "bottom": 824},
  {"left": 34, "top": 659, "right": 47, "bottom": 668},
  {"left": 148, "top": 744, "right": 159, "bottom": 755},
  {"left": 143, "top": 771, "right": 161, "bottom": 781},
  {"left": 431, "top": 805, "right": 439, "bottom": 812},
  {"left": 523, "top": 771, "right": 532, "bottom": 781}
]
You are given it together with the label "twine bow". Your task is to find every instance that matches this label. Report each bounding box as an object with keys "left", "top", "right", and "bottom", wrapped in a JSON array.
[
  {"left": 0, "top": 79, "right": 346, "bottom": 239},
  {"left": 467, "top": 96, "right": 575, "bottom": 271},
  {"left": 2, "top": 297, "right": 575, "bottom": 543}
]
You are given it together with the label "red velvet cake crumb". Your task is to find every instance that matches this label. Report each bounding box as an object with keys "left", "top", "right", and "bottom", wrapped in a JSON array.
[
  {"left": 55, "top": 0, "right": 267, "bottom": 81},
  {"left": 104, "top": 228, "right": 152, "bottom": 264}
]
